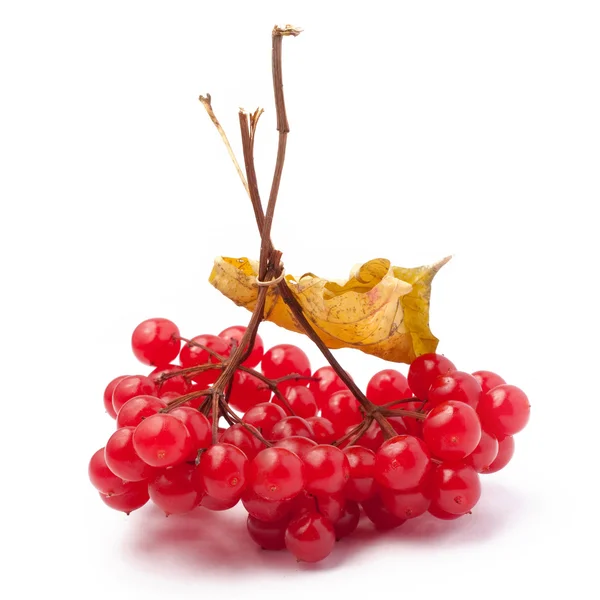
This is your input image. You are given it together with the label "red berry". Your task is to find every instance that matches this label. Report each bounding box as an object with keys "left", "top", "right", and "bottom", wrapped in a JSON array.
[
  {"left": 428, "top": 501, "right": 465, "bottom": 520},
  {"left": 321, "top": 390, "right": 362, "bottom": 436},
  {"left": 428, "top": 371, "right": 483, "bottom": 409},
  {"left": 261, "top": 344, "right": 311, "bottom": 394},
  {"left": 422, "top": 400, "right": 482, "bottom": 461},
  {"left": 112, "top": 375, "right": 157, "bottom": 414},
  {"left": 148, "top": 463, "right": 204, "bottom": 515},
  {"left": 169, "top": 407, "right": 211, "bottom": 459},
  {"left": 105, "top": 427, "right": 157, "bottom": 482},
  {"left": 477, "top": 384, "right": 530, "bottom": 437},
  {"left": 313, "top": 492, "right": 345, "bottom": 523},
  {"left": 400, "top": 400, "right": 428, "bottom": 437},
  {"left": 242, "top": 488, "right": 294, "bottom": 522},
  {"left": 228, "top": 370, "right": 270, "bottom": 413},
  {"left": 306, "top": 417, "right": 336, "bottom": 444},
  {"left": 131, "top": 318, "right": 180, "bottom": 367},
  {"left": 366, "top": 369, "right": 411, "bottom": 406},
  {"left": 273, "top": 386, "right": 318, "bottom": 419},
  {"left": 88, "top": 448, "right": 126, "bottom": 495},
  {"left": 270, "top": 416, "right": 314, "bottom": 441},
  {"left": 408, "top": 353, "right": 456, "bottom": 400},
  {"left": 352, "top": 420, "right": 385, "bottom": 452},
  {"left": 199, "top": 494, "right": 239, "bottom": 511},
  {"left": 472, "top": 370, "right": 506, "bottom": 393},
  {"left": 99, "top": 481, "right": 149, "bottom": 514},
  {"left": 285, "top": 512, "right": 335, "bottom": 563},
  {"left": 431, "top": 462, "right": 481, "bottom": 515},
  {"left": 179, "top": 334, "right": 230, "bottom": 387},
  {"left": 149, "top": 364, "right": 190, "bottom": 397},
  {"left": 481, "top": 435, "right": 515, "bottom": 474},
  {"left": 379, "top": 487, "right": 431, "bottom": 520},
  {"left": 375, "top": 435, "right": 432, "bottom": 491},
  {"left": 218, "top": 325, "right": 264, "bottom": 368},
  {"left": 249, "top": 447, "right": 305, "bottom": 501},
  {"left": 103, "top": 375, "right": 127, "bottom": 419},
  {"left": 219, "top": 423, "right": 265, "bottom": 460},
  {"left": 308, "top": 366, "right": 347, "bottom": 410},
  {"left": 132, "top": 413, "right": 191, "bottom": 468},
  {"left": 464, "top": 429, "right": 499, "bottom": 473},
  {"left": 303, "top": 445, "right": 350, "bottom": 495},
  {"left": 334, "top": 501, "right": 361, "bottom": 539},
  {"left": 116, "top": 395, "right": 166, "bottom": 429},
  {"left": 247, "top": 515, "right": 288, "bottom": 551},
  {"left": 274, "top": 436, "right": 317, "bottom": 459},
  {"left": 343, "top": 445, "right": 377, "bottom": 502},
  {"left": 199, "top": 443, "right": 249, "bottom": 502},
  {"left": 361, "top": 495, "right": 406, "bottom": 530},
  {"left": 243, "top": 402, "right": 286, "bottom": 438}
]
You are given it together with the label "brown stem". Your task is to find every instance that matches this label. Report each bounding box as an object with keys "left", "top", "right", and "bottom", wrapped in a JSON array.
[
  {"left": 199, "top": 94, "right": 250, "bottom": 197},
  {"left": 332, "top": 418, "right": 372, "bottom": 447}
]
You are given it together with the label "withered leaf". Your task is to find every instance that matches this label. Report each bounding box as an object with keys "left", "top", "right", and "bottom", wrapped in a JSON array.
[{"left": 209, "top": 256, "right": 450, "bottom": 364}]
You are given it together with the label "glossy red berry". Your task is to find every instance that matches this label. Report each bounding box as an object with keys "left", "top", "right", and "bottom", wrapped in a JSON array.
[
  {"left": 132, "top": 413, "right": 191, "bottom": 468},
  {"left": 199, "top": 494, "right": 240, "bottom": 511},
  {"left": 99, "top": 481, "right": 149, "bottom": 514},
  {"left": 306, "top": 417, "right": 336, "bottom": 444},
  {"left": 314, "top": 492, "right": 345, "bottom": 523},
  {"left": 242, "top": 402, "right": 286, "bottom": 438},
  {"left": 408, "top": 353, "right": 456, "bottom": 400},
  {"left": 149, "top": 364, "right": 190, "bottom": 397},
  {"left": 220, "top": 423, "right": 265, "bottom": 460},
  {"left": 320, "top": 390, "right": 362, "bottom": 436},
  {"left": 472, "top": 370, "right": 506, "bottom": 393},
  {"left": 199, "top": 443, "right": 249, "bottom": 502},
  {"left": 334, "top": 500, "right": 361, "bottom": 539},
  {"left": 88, "top": 448, "right": 126, "bottom": 495},
  {"left": 464, "top": 429, "right": 499, "bottom": 473},
  {"left": 105, "top": 427, "right": 157, "bottom": 482},
  {"left": 303, "top": 445, "right": 350, "bottom": 495},
  {"left": 218, "top": 325, "right": 264, "bottom": 368},
  {"left": 148, "top": 463, "right": 204, "bottom": 515},
  {"left": 481, "top": 435, "right": 515, "bottom": 474},
  {"left": 375, "top": 435, "right": 432, "bottom": 491},
  {"left": 179, "top": 334, "right": 230, "bottom": 387},
  {"left": 423, "top": 400, "right": 482, "bottom": 460},
  {"left": 273, "top": 386, "right": 318, "bottom": 418},
  {"left": 379, "top": 487, "right": 431, "bottom": 520},
  {"left": 261, "top": 344, "right": 311, "bottom": 394},
  {"left": 431, "top": 462, "right": 481, "bottom": 515},
  {"left": 227, "top": 370, "right": 270, "bottom": 413},
  {"left": 270, "top": 416, "right": 314, "bottom": 441},
  {"left": 169, "top": 407, "right": 211, "bottom": 459},
  {"left": 361, "top": 495, "right": 406, "bottom": 530},
  {"left": 428, "top": 501, "right": 465, "bottom": 520},
  {"left": 247, "top": 515, "right": 288, "bottom": 551},
  {"left": 249, "top": 447, "right": 305, "bottom": 501},
  {"left": 274, "top": 436, "right": 317, "bottom": 459},
  {"left": 242, "top": 488, "right": 294, "bottom": 522},
  {"left": 103, "top": 375, "right": 127, "bottom": 419},
  {"left": 366, "top": 369, "right": 411, "bottom": 406},
  {"left": 112, "top": 375, "right": 157, "bottom": 414},
  {"left": 116, "top": 395, "right": 166, "bottom": 429},
  {"left": 308, "top": 366, "right": 347, "bottom": 410},
  {"left": 477, "top": 385, "right": 530, "bottom": 437},
  {"left": 428, "top": 371, "right": 483, "bottom": 409},
  {"left": 285, "top": 512, "right": 335, "bottom": 563},
  {"left": 131, "top": 318, "right": 180, "bottom": 367},
  {"left": 343, "top": 445, "right": 377, "bottom": 502}
]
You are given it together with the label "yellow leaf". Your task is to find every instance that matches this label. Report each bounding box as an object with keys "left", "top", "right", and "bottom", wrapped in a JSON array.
[{"left": 209, "top": 256, "right": 450, "bottom": 364}]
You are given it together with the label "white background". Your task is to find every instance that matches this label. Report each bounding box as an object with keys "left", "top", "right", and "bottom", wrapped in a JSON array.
[{"left": 1, "top": 1, "right": 599, "bottom": 598}]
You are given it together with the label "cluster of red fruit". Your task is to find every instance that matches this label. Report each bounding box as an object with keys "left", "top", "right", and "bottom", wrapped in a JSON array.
[{"left": 88, "top": 318, "right": 530, "bottom": 563}]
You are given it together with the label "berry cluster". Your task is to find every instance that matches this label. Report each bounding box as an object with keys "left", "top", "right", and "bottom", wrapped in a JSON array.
[{"left": 89, "top": 317, "right": 530, "bottom": 563}]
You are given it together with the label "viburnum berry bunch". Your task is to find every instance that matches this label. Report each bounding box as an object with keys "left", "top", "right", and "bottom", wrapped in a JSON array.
[
  {"left": 89, "top": 25, "right": 531, "bottom": 564},
  {"left": 90, "top": 317, "right": 530, "bottom": 562}
]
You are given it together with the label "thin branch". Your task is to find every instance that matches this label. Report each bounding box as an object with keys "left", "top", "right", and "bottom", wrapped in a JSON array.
[{"left": 199, "top": 94, "right": 250, "bottom": 198}]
